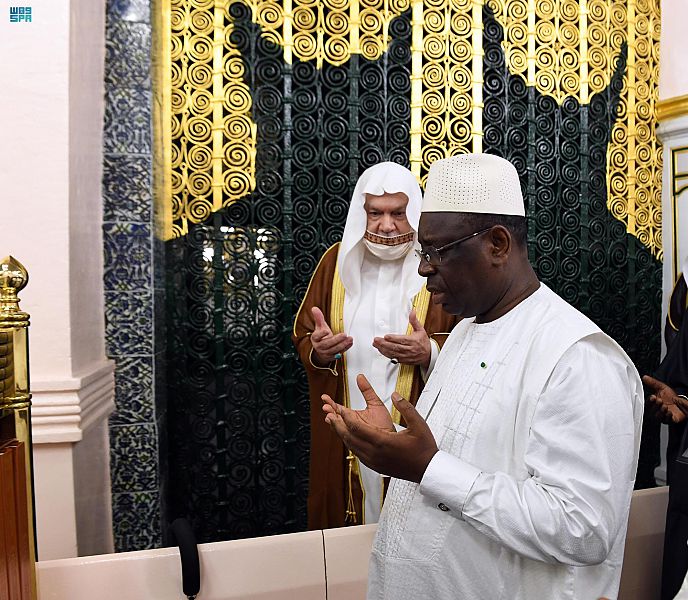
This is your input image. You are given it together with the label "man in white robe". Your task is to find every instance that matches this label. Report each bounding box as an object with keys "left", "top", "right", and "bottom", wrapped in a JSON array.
[
  {"left": 293, "top": 162, "right": 458, "bottom": 528},
  {"left": 322, "top": 153, "right": 644, "bottom": 599}
]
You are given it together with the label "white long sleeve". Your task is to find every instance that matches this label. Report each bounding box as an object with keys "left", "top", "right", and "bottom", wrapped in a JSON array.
[{"left": 420, "top": 338, "right": 638, "bottom": 566}]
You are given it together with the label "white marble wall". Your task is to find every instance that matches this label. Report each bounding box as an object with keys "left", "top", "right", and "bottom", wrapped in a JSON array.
[
  {"left": 0, "top": 0, "right": 114, "bottom": 559},
  {"left": 660, "top": 0, "right": 688, "bottom": 102},
  {"left": 659, "top": 0, "right": 688, "bottom": 326}
]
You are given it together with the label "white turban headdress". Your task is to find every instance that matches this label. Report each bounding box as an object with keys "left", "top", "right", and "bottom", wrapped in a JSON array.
[{"left": 337, "top": 162, "right": 425, "bottom": 332}]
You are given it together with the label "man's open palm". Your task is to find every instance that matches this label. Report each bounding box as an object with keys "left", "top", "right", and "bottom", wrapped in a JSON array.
[
  {"left": 310, "top": 306, "right": 353, "bottom": 365},
  {"left": 322, "top": 374, "right": 439, "bottom": 483},
  {"left": 643, "top": 375, "right": 688, "bottom": 424},
  {"left": 322, "top": 374, "right": 395, "bottom": 433}
]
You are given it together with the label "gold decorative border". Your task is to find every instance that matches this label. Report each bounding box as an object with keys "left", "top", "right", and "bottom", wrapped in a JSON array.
[
  {"left": 160, "top": 0, "right": 662, "bottom": 258},
  {"left": 409, "top": 0, "right": 423, "bottom": 181},
  {"left": 330, "top": 257, "right": 349, "bottom": 409},
  {"left": 152, "top": 0, "right": 173, "bottom": 241},
  {"left": 471, "top": 0, "right": 484, "bottom": 153},
  {"left": 657, "top": 94, "right": 688, "bottom": 123},
  {"left": 331, "top": 259, "right": 364, "bottom": 524},
  {"left": 391, "top": 286, "right": 431, "bottom": 424},
  {"left": 604, "top": 0, "right": 662, "bottom": 259},
  {"left": 672, "top": 146, "right": 688, "bottom": 282},
  {"left": 625, "top": 0, "right": 637, "bottom": 237}
]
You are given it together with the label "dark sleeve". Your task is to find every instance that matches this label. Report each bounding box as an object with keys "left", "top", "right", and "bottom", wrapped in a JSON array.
[
  {"left": 655, "top": 275, "right": 688, "bottom": 396},
  {"left": 665, "top": 275, "right": 688, "bottom": 349}
]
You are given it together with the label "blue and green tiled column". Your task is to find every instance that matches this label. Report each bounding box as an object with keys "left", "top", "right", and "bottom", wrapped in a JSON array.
[{"left": 102, "top": 0, "right": 167, "bottom": 551}]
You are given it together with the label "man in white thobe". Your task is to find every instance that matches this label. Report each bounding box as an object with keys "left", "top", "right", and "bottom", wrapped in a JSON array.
[{"left": 322, "top": 153, "right": 644, "bottom": 599}]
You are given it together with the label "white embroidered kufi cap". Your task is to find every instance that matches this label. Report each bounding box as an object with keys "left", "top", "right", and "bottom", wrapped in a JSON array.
[{"left": 423, "top": 153, "right": 525, "bottom": 216}]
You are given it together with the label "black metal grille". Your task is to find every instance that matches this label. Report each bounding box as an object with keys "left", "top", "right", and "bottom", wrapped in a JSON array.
[{"left": 165, "top": 5, "right": 661, "bottom": 543}]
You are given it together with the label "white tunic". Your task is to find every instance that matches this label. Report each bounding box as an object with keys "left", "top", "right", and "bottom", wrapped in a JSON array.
[
  {"left": 346, "top": 252, "right": 438, "bottom": 523},
  {"left": 675, "top": 567, "right": 688, "bottom": 600},
  {"left": 368, "top": 284, "right": 643, "bottom": 599}
]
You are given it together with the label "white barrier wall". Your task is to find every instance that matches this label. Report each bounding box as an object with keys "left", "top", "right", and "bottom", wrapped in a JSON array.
[{"left": 36, "top": 489, "right": 668, "bottom": 600}]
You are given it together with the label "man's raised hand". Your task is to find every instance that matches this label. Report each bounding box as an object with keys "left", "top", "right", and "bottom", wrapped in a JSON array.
[
  {"left": 322, "top": 374, "right": 438, "bottom": 483},
  {"left": 373, "top": 309, "right": 432, "bottom": 368},
  {"left": 323, "top": 374, "right": 395, "bottom": 434},
  {"left": 310, "top": 306, "right": 353, "bottom": 366}
]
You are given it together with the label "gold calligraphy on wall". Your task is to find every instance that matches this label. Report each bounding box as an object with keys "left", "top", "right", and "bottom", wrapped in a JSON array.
[{"left": 157, "top": 0, "right": 662, "bottom": 258}]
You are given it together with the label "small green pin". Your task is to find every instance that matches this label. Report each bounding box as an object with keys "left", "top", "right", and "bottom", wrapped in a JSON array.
[{"left": 480, "top": 362, "right": 487, "bottom": 369}]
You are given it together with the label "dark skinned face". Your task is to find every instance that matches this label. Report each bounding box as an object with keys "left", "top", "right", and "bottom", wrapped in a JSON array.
[{"left": 417, "top": 213, "right": 510, "bottom": 319}]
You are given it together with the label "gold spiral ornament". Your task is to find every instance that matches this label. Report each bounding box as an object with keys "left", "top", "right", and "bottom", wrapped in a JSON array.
[
  {"left": 224, "top": 55, "right": 246, "bottom": 78},
  {"left": 190, "top": 8, "right": 214, "bottom": 34},
  {"left": 188, "top": 195, "right": 213, "bottom": 223},
  {"left": 422, "top": 115, "right": 446, "bottom": 142},
  {"left": 186, "top": 116, "right": 212, "bottom": 143},
  {"left": 171, "top": 88, "right": 187, "bottom": 113},
  {"left": 224, "top": 115, "right": 253, "bottom": 140},
  {"left": 188, "top": 145, "right": 213, "bottom": 170},
  {"left": 164, "top": 0, "right": 258, "bottom": 237},
  {"left": 224, "top": 170, "right": 254, "bottom": 198},
  {"left": 189, "top": 89, "right": 212, "bottom": 116},
  {"left": 188, "top": 171, "right": 212, "bottom": 196},
  {"left": 257, "top": 3, "right": 283, "bottom": 28},
  {"left": 187, "top": 62, "right": 213, "bottom": 88}
]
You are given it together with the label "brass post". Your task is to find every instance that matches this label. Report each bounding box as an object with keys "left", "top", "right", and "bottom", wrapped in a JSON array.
[{"left": 0, "top": 256, "right": 37, "bottom": 599}]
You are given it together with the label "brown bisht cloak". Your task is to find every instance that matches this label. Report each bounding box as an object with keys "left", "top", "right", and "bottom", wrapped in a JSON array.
[{"left": 292, "top": 242, "right": 459, "bottom": 530}]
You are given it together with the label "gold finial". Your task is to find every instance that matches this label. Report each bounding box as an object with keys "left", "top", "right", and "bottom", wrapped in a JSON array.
[
  {"left": 0, "top": 256, "right": 29, "bottom": 324},
  {"left": 0, "top": 256, "right": 29, "bottom": 291}
]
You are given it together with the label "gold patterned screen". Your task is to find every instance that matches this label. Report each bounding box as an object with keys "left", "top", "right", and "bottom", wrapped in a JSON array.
[
  {"left": 159, "top": 0, "right": 662, "bottom": 257},
  {"left": 164, "top": 1, "right": 257, "bottom": 238},
  {"left": 158, "top": 0, "right": 666, "bottom": 537}
]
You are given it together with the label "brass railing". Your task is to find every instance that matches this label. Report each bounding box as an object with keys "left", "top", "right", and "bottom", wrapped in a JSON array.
[{"left": 0, "top": 256, "right": 36, "bottom": 599}]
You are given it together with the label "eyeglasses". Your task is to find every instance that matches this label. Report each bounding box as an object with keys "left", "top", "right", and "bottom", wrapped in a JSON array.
[{"left": 415, "top": 227, "right": 493, "bottom": 266}]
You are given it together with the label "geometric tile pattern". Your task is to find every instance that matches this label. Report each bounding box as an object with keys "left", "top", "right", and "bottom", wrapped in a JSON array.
[
  {"left": 105, "top": 22, "right": 152, "bottom": 89},
  {"left": 102, "top": 0, "right": 162, "bottom": 552},
  {"left": 103, "top": 223, "right": 152, "bottom": 291},
  {"left": 106, "top": 0, "right": 150, "bottom": 24},
  {"left": 104, "top": 292, "right": 153, "bottom": 357},
  {"left": 110, "top": 356, "right": 154, "bottom": 425},
  {"left": 103, "top": 87, "right": 152, "bottom": 155},
  {"left": 110, "top": 424, "right": 160, "bottom": 492},
  {"left": 103, "top": 155, "right": 152, "bottom": 222},
  {"left": 112, "top": 491, "right": 162, "bottom": 552}
]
